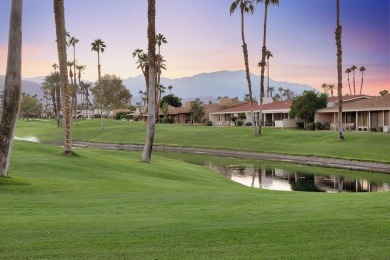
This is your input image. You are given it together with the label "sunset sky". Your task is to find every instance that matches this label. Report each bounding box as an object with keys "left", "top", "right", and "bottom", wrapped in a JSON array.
[{"left": 0, "top": 0, "right": 389, "bottom": 96}]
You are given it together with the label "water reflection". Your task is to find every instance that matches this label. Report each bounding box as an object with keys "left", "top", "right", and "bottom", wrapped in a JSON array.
[{"left": 209, "top": 163, "right": 390, "bottom": 193}]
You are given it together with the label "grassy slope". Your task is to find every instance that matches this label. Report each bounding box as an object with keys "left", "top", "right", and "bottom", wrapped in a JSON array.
[
  {"left": 1, "top": 141, "right": 389, "bottom": 259},
  {"left": 16, "top": 119, "right": 390, "bottom": 163}
]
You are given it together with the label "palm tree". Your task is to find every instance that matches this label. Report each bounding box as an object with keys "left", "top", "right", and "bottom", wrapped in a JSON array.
[
  {"left": 230, "top": 0, "right": 257, "bottom": 135},
  {"left": 335, "top": 0, "right": 344, "bottom": 140},
  {"left": 269, "top": 86, "right": 274, "bottom": 97},
  {"left": 328, "top": 84, "right": 335, "bottom": 97},
  {"left": 0, "top": 0, "right": 22, "bottom": 176},
  {"left": 256, "top": 0, "right": 279, "bottom": 134},
  {"left": 321, "top": 83, "right": 329, "bottom": 95},
  {"left": 54, "top": 0, "right": 73, "bottom": 153},
  {"left": 168, "top": 85, "right": 173, "bottom": 94},
  {"left": 278, "top": 86, "right": 283, "bottom": 100},
  {"left": 265, "top": 49, "right": 273, "bottom": 97},
  {"left": 350, "top": 65, "right": 357, "bottom": 95},
  {"left": 68, "top": 36, "right": 79, "bottom": 124},
  {"left": 91, "top": 39, "right": 106, "bottom": 129},
  {"left": 142, "top": 0, "right": 157, "bottom": 162},
  {"left": 345, "top": 68, "right": 352, "bottom": 95},
  {"left": 133, "top": 49, "right": 149, "bottom": 104},
  {"left": 359, "top": 66, "right": 366, "bottom": 95}
]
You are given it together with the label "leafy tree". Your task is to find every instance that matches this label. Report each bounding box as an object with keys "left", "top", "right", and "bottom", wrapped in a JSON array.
[
  {"left": 0, "top": 0, "right": 22, "bottom": 176},
  {"left": 91, "top": 74, "right": 131, "bottom": 115},
  {"left": 230, "top": 0, "right": 257, "bottom": 135},
  {"left": 190, "top": 99, "right": 205, "bottom": 123},
  {"left": 142, "top": 0, "right": 157, "bottom": 163},
  {"left": 160, "top": 94, "right": 182, "bottom": 108},
  {"left": 289, "top": 90, "right": 327, "bottom": 128},
  {"left": 41, "top": 72, "right": 61, "bottom": 126},
  {"left": 20, "top": 95, "right": 43, "bottom": 120},
  {"left": 379, "top": 90, "right": 389, "bottom": 96}
]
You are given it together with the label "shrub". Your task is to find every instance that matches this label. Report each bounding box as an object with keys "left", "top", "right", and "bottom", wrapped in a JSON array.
[
  {"left": 370, "top": 127, "right": 377, "bottom": 132},
  {"left": 245, "top": 122, "right": 252, "bottom": 126},
  {"left": 315, "top": 122, "right": 322, "bottom": 130},
  {"left": 160, "top": 118, "right": 169, "bottom": 124},
  {"left": 296, "top": 122, "right": 304, "bottom": 129},
  {"left": 204, "top": 120, "right": 212, "bottom": 126},
  {"left": 378, "top": 127, "right": 383, "bottom": 132},
  {"left": 306, "top": 122, "right": 315, "bottom": 131},
  {"left": 236, "top": 119, "right": 243, "bottom": 126},
  {"left": 324, "top": 122, "right": 331, "bottom": 130}
]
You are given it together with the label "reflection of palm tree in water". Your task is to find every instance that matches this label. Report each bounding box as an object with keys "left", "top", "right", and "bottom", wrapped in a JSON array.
[{"left": 338, "top": 176, "right": 344, "bottom": 192}]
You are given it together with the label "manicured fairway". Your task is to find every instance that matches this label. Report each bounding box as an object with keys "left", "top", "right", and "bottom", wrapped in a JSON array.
[
  {"left": 15, "top": 119, "right": 390, "bottom": 163},
  {"left": 1, "top": 141, "right": 389, "bottom": 259}
]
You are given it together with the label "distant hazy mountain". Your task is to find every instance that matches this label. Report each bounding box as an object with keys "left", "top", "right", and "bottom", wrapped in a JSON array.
[
  {"left": 123, "top": 70, "right": 315, "bottom": 102},
  {"left": 0, "top": 75, "right": 43, "bottom": 98},
  {"left": 1, "top": 70, "right": 314, "bottom": 103}
]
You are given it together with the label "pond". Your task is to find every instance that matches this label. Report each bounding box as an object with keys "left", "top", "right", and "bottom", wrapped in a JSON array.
[
  {"left": 208, "top": 163, "right": 390, "bottom": 193},
  {"left": 155, "top": 152, "right": 390, "bottom": 193}
]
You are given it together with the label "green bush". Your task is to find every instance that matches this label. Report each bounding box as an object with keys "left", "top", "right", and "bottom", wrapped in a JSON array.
[
  {"left": 296, "top": 122, "right": 304, "bottom": 129},
  {"left": 204, "top": 120, "right": 212, "bottom": 126},
  {"left": 324, "top": 122, "right": 331, "bottom": 130},
  {"left": 306, "top": 122, "right": 315, "bottom": 131},
  {"left": 160, "top": 118, "right": 169, "bottom": 124},
  {"left": 244, "top": 122, "right": 252, "bottom": 126},
  {"left": 378, "top": 127, "right": 383, "bottom": 132},
  {"left": 315, "top": 122, "right": 322, "bottom": 130},
  {"left": 236, "top": 119, "right": 243, "bottom": 126},
  {"left": 370, "top": 127, "right": 377, "bottom": 132}
]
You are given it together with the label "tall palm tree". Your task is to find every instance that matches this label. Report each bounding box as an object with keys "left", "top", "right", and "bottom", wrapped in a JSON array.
[
  {"left": 278, "top": 86, "right": 283, "bottom": 100},
  {"left": 133, "top": 49, "right": 149, "bottom": 104},
  {"left": 265, "top": 49, "right": 273, "bottom": 97},
  {"left": 168, "top": 85, "right": 173, "bottom": 94},
  {"left": 359, "top": 66, "right": 366, "bottom": 95},
  {"left": 155, "top": 34, "right": 167, "bottom": 121},
  {"left": 256, "top": 0, "right": 279, "bottom": 134},
  {"left": 142, "top": 0, "right": 157, "bottom": 162},
  {"left": 68, "top": 36, "right": 79, "bottom": 124},
  {"left": 328, "top": 84, "right": 335, "bottom": 97},
  {"left": 335, "top": 0, "right": 344, "bottom": 140},
  {"left": 54, "top": 0, "right": 73, "bottom": 153},
  {"left": 321, "top": 83, "right": 329, "bottom": 95},
  {"left": 350, "top": 65, "right": 357, "bottom": 95},
  {"left": 0, "top": 0, "right": 22, "bottom": 176},
  {"left": 345, "top": 67, "right": 352, "bottom": 95},
  {"left": 91, "top": 39, "right": 106, "bottom": 129},
  {"left": 269, "top": 86, "right": 274, "bottom": 97},
  {"left": 230, "top": 0, "right": 257, "bottom": 136}
]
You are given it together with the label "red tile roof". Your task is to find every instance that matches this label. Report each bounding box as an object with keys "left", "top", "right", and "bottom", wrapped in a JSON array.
[{"left": 211, "top": 100, "right": 292, "bottom": 114}]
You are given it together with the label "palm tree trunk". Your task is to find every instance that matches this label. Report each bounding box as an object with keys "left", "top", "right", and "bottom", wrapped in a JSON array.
[
  {"left": 142, "top": 0, "right": 156, "bottom": 162},
  {"left": 259, "top": 2, "right": 270, "bottom": 135},
  {"left": 352, "top": 70, "right": 356, "bottom": 95},
  {"left": 73, "top": 47, "right": 78, "bottom": 126},
  {"left": 267, "top": 57, "right": 270, "bottom": 97},
  {"left": 54, "top": 0, "right": 72, "bottom": 153},
  {"left": 336, "top": 0, "right": 344, "bottom": 140},
  {"left": 360, "top": 72, "right": 364, "bottom": 95},
  {"left": 347, "top": 72, "right": 352, "bottom": 95},
  {"left": 240, "top": 9, "right": 257, "bottom": 136},
  {"left": 0, "top": 0, "right": 22, "bottom": 177},
  {"left": 55, "top": 81, "right": 62, "bottom": 127}
]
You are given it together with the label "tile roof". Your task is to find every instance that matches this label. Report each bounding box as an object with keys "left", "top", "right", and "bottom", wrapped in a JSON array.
[
  {"left": 211, "top": 100, "right": 292, "bottom": 114},
  {"left": 317, "top": 95, "right": 390, "bottom": 112}
]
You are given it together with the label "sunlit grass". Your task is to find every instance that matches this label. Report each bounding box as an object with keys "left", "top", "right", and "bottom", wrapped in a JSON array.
[
  {"left": 16, "top": 119, "right": 390, "bottom": 163},
  {"left": 1, "top": 141, "right": 389, "bottom": 259}
]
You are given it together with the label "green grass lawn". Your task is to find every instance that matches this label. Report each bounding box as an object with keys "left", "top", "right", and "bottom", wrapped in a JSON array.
[
  {"left": 15, "top": 119, "right": 390, "bottom": 163},
  {"left": 1, "top": 141, "right": 389, "bottom": 259}
]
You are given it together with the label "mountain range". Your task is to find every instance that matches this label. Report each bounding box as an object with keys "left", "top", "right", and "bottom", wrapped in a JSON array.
[{"left": 1, "top": 70, "right": 315, "bottom": 103}]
